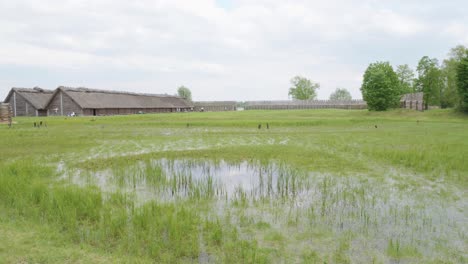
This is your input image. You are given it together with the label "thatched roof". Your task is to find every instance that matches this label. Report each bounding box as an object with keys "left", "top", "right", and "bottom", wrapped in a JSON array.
[
  {"left": 54, "top": 86, "right": 193, "bottom": 109},
  {"left": 4, "top": 87, "right": 54, "bottom": 109}
]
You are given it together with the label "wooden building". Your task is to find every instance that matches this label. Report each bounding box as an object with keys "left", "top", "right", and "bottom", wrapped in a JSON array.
[
  {"left": 193, "top": 101, "right": 237, "bottom": 112},
  {"left": 46, "top": 86, "right": 193, "bottom": 116},
  {"left": 3, "top": 87, "right": 54, "bottom": 116},
  {"left": 400, "top": 92, "right": 424, "bottom": 111}
]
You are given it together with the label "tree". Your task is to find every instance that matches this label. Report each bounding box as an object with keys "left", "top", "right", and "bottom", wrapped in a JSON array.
[
  {"left": 177, "top": 86, "right": 192, "bottom": 101},
  {"left": 288, "top": 76, "right": 319, "bottom": 100},
  {"left": 396, "top": 64, "right": 415, "bottom": 94},
  {"left": 456, "top": 50, "right": 468, "bottom": 112},
  {"left": 360, "top": 61, "right": 400, "bottom": 111},
  {"left": 448, "top": 45, "right": 468, "bottom": 60},
  {"left": 415, "top": 56, "right": 443, "bottom": 109},
  {"left": 329, "top": 88, "right": 352, "bottom": 100},
  {"left": 441, "top": 45, "right": 468, "bottom": 108}
]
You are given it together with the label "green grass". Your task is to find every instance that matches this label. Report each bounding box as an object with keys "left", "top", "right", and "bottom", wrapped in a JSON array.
[{"left": 0, "top": 109, "right": 466, "bottom": 263}]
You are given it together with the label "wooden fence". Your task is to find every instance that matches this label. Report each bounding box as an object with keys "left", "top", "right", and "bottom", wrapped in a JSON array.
[
  {"left": 244, "top": 100, "right": 367, "bottom": 110},
  {"left": 194, "top": 101, "right": 237, "bottom": 112}
]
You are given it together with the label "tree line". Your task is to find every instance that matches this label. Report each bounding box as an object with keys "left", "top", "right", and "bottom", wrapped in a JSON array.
[
  {"left": 362, "top": 45, "right": 468, "bottom": 112},
  {"left": 179, "top": 45, "right": 468, "bottom": 113}
]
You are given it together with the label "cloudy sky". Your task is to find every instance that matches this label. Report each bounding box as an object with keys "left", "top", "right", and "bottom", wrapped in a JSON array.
[{"left": 1, "top": 0, "right": 467, "bottom": 101}]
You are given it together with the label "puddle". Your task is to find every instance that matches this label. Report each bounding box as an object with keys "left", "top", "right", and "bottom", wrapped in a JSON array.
[
  {"left": 70, "top": 159, "right": 306, "bottom": 203},
  {"left": 61, "top": 159, "right": 467, "bottom": 262}
]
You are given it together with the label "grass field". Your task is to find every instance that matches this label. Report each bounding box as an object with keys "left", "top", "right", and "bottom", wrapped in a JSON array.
[{"left": 0, "top": 109, "right": 466, "bottom": 263}]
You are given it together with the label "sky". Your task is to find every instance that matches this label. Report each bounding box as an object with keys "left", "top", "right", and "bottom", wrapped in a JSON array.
[{"left": 0, "top": 0, "right": 467, "bottom": 101}]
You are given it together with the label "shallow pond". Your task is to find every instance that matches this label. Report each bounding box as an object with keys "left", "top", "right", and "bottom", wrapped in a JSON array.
[
  {"left": 62, "top": 159, "right": 467, "bottom": 262},
  {"left": 71, "top": 159, "right": 307, "bottom": 202}
]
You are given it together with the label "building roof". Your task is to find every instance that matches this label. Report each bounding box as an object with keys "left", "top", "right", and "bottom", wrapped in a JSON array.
[
  {"left": 4, "top": 87, "right": 54, "bottom": 109},
  {"left": 54, "top": 86, "right": 193, "bottom": 109}
]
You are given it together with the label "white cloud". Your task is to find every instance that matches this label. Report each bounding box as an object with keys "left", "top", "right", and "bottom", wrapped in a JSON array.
[
  {"left": 0, "top": 0, "right": 467, "bottom": 100},
  {"left": 444, "top": 22, "right": 468, "bottom": 45},
  {"left": 366, "top": 9, "right": 427, "bottom": 35}
]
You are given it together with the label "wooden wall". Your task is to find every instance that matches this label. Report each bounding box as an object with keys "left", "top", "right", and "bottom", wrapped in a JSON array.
[
  {"left": 193, "top": 102, "right": 237, "bottom": 112},
  {"left": 5, "top": 92, "right": 40, "bottom": 116},
  {"left": 82, "top": 107, "right": 191, "bottom": 116},
  {"left": 244, "top": 100, "right": 367, "bottom": 110},
  {"left": 400, "top": 92, "right": 424, "bottom": 111},
  {"left": 47, "top": 91, "right": 83, "bottom": 116}
]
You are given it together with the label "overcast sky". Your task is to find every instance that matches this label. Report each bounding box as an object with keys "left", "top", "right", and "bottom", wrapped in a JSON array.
[{"left": 1, "top": 0, "right": 467, "bottom": 101}]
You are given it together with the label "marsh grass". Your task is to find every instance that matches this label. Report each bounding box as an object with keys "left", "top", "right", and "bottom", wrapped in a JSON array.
[{"left": 0, "top": 161, "right": 273, "bottom": 263}]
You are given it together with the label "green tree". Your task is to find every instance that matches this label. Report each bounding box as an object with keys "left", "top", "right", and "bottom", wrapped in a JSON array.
[
  {"left": 415, "top": 56, "right": 443, "bottom": 109},
  {"left": 329, "top": 88, "right": 352, "bottom": 100},
  {"left": 177, "top": 86, "right": 192, "bottom": 101},
  {"left": 396, "top": 64, "right": 415, "bottom": 94},
  {"left": 456, "top": 50, "right": 468, "bottom": 113},
  {"left": 288, "top": 76, "right": 319, "bottom": 100},
  {"left": 441, "top": 45, "right": 468, "bottom": 108},
  {"left": 448, "top": 45, "right": 468, "bottom": 60},
  {"left": 360, "top": 61, "right": 400, "bottom": 111}
]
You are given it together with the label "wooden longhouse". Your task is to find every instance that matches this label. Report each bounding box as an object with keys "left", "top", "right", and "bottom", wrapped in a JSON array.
[
  {"left": 46, "top": 86, "right": 193, "bottom": 116},
  {"left": 3, "top": 87, "right": 54, "bottom": 116}
]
